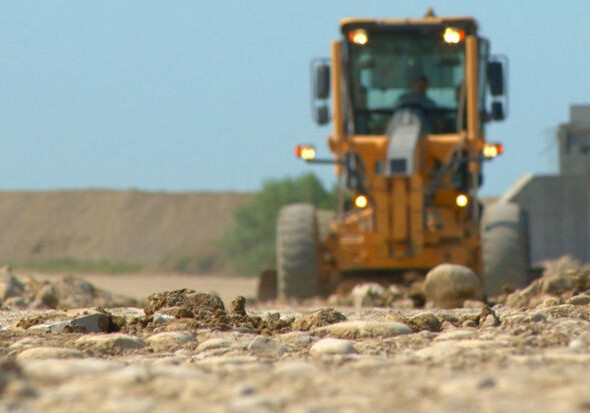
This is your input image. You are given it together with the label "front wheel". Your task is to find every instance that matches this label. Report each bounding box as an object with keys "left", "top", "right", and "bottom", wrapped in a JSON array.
[{"left": 276, "top": 204, "right": 320, "bottom": 299}]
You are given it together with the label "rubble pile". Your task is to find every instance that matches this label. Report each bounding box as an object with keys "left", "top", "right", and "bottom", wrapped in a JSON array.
[
  {"left": 0, "top": 267, "right": 137, "bottom": 310},
  {"left": 494, "top": 256, "right": 590, "bottom": 309}
]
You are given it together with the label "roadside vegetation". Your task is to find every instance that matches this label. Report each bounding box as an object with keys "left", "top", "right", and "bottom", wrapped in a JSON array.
[
  {"left": 4, "top": 259, "right": 144, "bottom": 274},
  {"left": 221, "top": 173, "right": 336, "bottom": 276}
]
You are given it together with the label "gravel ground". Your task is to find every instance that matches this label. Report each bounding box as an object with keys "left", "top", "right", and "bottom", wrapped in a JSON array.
[{"left": 0, "top": 259, "right": 590, "bottom": 412}]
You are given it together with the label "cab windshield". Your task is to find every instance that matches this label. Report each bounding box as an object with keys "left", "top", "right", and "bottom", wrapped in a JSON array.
[{"left": 346, "top": 29, "right": 466, "bottom": 135}]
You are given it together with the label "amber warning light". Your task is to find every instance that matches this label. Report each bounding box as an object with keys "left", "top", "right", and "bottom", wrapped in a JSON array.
[
  {"left": 295, "top": 144, "right": 317, "bottom": 161},
  {"left": 348, "top": 29, "right": 368, "bottom": 45},
  {"left": 443, "top": 27, "right": 465, "bottom": 44},
  {"left": 482, "top": 142, "right": 504, "bottom": 159}
]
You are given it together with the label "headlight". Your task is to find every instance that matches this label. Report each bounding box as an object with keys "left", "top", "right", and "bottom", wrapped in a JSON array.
[
  {"left": 482, "top": 142, "right": 504, "bottom": 159},
  {"left": 295, "top": 144, "right": 316, "bottom": 161},
  {"left": 348, "top": 29, "right": 368, "bottom": 45},
  {"left": 443, "top": 27, "right": 465, "bottom": 44},
  {"left": 354, "top": 194, "right": 368, "bottom": 209},
  {"left": 455, "top": 194, "right": 469, "bottom": 208}
]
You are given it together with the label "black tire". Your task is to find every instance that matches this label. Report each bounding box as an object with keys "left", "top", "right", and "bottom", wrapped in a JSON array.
[
  {"left": 276, "top": 204, "right": 319, "bottom": 299},
  {"left": 481, "top": 202, "right": 530, "bottom": 297}
]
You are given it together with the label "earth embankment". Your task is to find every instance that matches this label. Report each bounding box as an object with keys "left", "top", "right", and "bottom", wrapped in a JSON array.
[{"left": 0, "top": 190, "right": 251, "bottom": 265}]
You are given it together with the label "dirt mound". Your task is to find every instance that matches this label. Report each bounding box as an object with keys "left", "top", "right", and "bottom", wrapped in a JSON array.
[
  {"left": 0, "top": 189, "right": 251, "bottom": 265},
  {"left": 292, "top": 308, "right": 346, "bottom": 331},
  {"left": 494, "top": 255, "right": 590, "bottom": 309},
  {"left": 0, "top": 267, "right": 136, "bottom": 310},
  {"left": 143, "top": 289, "right": 345, "bottom": 335}
]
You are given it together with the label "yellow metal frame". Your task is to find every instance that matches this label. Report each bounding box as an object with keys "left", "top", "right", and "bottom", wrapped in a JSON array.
[{"left": 320, "top": 18, "right": 485, "bottom": 283}]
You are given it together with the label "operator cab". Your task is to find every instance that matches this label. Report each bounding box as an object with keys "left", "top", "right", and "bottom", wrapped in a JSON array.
[{"left": 341, "top": 18, "right": 482, "bottom": 136}]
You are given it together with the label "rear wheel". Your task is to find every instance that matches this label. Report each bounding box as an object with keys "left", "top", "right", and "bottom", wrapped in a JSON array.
[
  {"left": 481, "top": 201, "right": 530, "bottom": 297},
  {"left": 276, "top": 204, "right": 320, "bottom": 299}
]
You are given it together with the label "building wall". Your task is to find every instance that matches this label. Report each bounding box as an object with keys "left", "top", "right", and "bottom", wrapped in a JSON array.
[{"left": 501, "top": 174, "right": 590, "bottom": 264}]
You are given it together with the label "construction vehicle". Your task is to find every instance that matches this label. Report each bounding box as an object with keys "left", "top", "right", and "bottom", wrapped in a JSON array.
[{"left": 259, "top": 10, "right": 530, "bottom": 300}]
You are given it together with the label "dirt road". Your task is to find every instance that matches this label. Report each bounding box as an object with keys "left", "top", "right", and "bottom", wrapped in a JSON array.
[
  {"left": 32, "top": 272, "right": 259, "bottom": 305},
  {"left": 1, "top": 265, "right": 590, "bottom": 412}
]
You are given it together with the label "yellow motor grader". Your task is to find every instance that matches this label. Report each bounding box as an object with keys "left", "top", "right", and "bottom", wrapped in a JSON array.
[{"left": 259, "top": 10, "right": 530, "bottom": 300}]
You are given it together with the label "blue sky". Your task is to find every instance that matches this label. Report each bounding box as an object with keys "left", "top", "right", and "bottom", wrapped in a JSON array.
[{"left": 0, "top": 1, "right": 588, "bottom": 195}]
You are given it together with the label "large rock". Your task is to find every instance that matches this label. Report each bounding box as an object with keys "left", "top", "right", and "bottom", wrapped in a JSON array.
[
  {"left": 423, "top": 264, "right": 483, "bottom": 308},
  {"left": 312, "top": 321, "right": 412, "bottom": 339},
  {"left": 76, "top": 334, "right": 146, "bottom": 351},
  {"left": 28, "top": 312, "right": 110, "bottom": 334},
  {"left": 309, "top": 338, "right": 356, "bottom": 356}
]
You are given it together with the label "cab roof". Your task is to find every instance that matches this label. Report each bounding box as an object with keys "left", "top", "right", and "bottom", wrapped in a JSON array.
[{"left": 340, "top": 16, "right": 478, "bottom": 35}]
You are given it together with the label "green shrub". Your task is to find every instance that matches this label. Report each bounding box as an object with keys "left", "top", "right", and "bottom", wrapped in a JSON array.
[
  {"left": 8, "top": 259, "right": 144, "bottom": 274},
  {"left": 221, "top": 173, "right": 336, "bottom": 276},
  {"left": 172, "top": 253, "right": 220, "bottom": 274}
]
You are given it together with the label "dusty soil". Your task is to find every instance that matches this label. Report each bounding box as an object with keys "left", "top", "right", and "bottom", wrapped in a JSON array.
[
  {"left": 33, "top": 272, "right": 259, "bottom": 305},
  {"left": 1, "top": 260, "right": 590, "bottom": 412},
  {"left": 0, "top": 190, "right": 251, "bottom": 263}
]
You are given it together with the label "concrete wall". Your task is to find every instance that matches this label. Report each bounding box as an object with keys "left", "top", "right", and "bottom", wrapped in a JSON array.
[
  {"left": 500, "top": 174, "right": 590, "bottom": 264},
  {"left": 558, "top": 105, "right": 590, "bottom": 176}
]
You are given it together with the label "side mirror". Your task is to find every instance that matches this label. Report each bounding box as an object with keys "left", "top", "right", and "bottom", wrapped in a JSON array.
[
  {"left": 314, "top": 104, "right": 329, "bottom": 125},
  {"left": 487, "top": 61, "right": 504, "bottom": 96},
  {"left": 491, "top": 102, "right": 505, "bottom": 121},
  {"left": 314, "top": 63, "right": 330, "bottom": 100}
]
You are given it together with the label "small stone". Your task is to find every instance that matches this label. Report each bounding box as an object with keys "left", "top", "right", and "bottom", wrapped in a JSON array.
[
  {"left": 569, "top": 295, "right": 590, "bottom": 306},
  {"left": 423, "top": 264, "right": 483, "bottom": 309},
  {"left": 9, "top": 338, "right": 43, "bottom": 350},
  {"left": 388, "top": 285, "right": 403, "bottom": 299},
  {"left": 229, "top": 296, "right": 247, "bottom": 316},
  {"left": 75, "top": 333, "right": 146, "bottom": 350},
  {"left": 247, "top": 337, "right": 285, "bottom": 358},
  {"left": 147, "top": 332, "right": 196, "bottom": 352},
  {"left": 292, "top": 308, "right": 346, "bottom": 331},
  {"left": 478, "top": 306, "right": 501, "bottom": 327},
  {"left": 569, "top": 339, "right": 587, "bottom": 352},
  {"left": 36, "top": 284, "right": 59, "bottom": 309},
  {"left": 30, "top": 312, "right": 110, "bottom": 334},
  {"left": 197, "top": 338, "right": 232, "bottom": 352},
  {"left": 3, "top": 297, "right": 28, "bottom": 309},
  {"left": 531, "top": 313, "right": 546, "bottom": 323},
  {"left": 70, "top": 313, "right": 110, "bottom": 333},
  {"left": 17, "top": 347, "right": 83, "bottom": 360},
  {"left": 478, "top": 377, "right": 497, "bottom": 389},
  {"left": 481, "top": 314, "right": 500, "bottom": 328},
  {"left": 441, "top": 321, "right": 458, "bottom": 331},
  {"left": 276, "top": 332, "right": 314, "bottom": 347},
  {"left": 312, "top": 320, "right": 412, "bottom": 339},
  {"left": 463, "top": 300, "right": 486, "bottom": 309},
  {"left": 351, "top": 283, "right": 386, "bottom": 307},
  {"left": 541, "top": 297, "right": 562, "bottom": 308},
  {"left": 408, "top": 313, "right": 442, "bottom": 332},
  {"left": 309, "top": 338, "right": 356, "bottom": 356},
  {"left": 0, "top": 271, "right": 24, "bottom": 300},
  {"left": 152, "top": 313, "right": 175, "bottom": 324}
]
